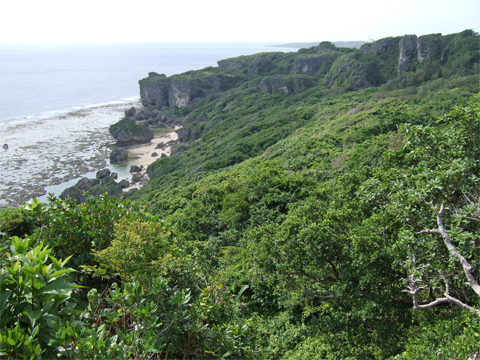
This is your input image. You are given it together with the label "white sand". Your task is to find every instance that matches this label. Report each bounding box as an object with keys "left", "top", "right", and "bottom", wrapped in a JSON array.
[{"left": 122, "top": 127, "right": 179, "bottom": 191}]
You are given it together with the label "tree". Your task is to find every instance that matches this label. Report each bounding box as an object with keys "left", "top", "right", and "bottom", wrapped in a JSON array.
[{"left": 360, "top": 93, "right": 480, "bottom": 316}]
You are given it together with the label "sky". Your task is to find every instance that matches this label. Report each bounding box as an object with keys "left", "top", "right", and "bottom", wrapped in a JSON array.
[{"left": 0, "top": 0, "right": 478, "bottom": 44}]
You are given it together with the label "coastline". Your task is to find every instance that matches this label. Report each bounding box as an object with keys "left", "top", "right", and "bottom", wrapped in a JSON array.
[
  {"left": 0, "top": 101, "right": 139, "bottom": 209},
  {"left": 121, "top": 127, "right": 179, "bottom": 191}
]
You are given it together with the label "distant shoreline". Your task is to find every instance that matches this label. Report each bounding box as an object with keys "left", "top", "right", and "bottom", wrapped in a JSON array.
[{"left": 267, "top": 40, "right": 367, "bottom": 49}]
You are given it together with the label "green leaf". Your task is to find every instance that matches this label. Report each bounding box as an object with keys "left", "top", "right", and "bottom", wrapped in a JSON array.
[
  {"left": 38, "top": 279, "right": 76, "bottom": 295},
  {"left": 24, "top": 308, "right": 42, "bottom": 328},
  {"left": 0, "top": 291, "right": 12, "bottom": 313}
]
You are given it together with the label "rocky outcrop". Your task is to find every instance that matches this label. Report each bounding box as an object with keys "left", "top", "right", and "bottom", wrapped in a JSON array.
[
  {"left": 217, "top": 59, "right": 245, "bottom": 68},
  {"left": 398, "top": 35, "right": 418, "bottom": 73},
  {"left": 248, "top": 53, "right": 281, "bottom": 76},
  {"left": 258, "top": 76, "right": 312, "bottom": 94},
  {"left": 110, "top": 147, "right": 128, "bottom": 163},
  {"left": 130, "top": 165, "right": 142, "bottom": 173},
  {"left": 109, "top": 117, "right": 154, "bottom": 146},
  {"left": 139, "top": 77, "right": 171, "bottom": 108},
  {"left": 360, "top": 37, "right": 401, "bottom": 56},
  {"left": 139, "top": 73, "right": 240, "bottom": 109},
  {"left": 294, "top": 52, "right": 340, "bottom": 74},
  {"left": 326, "top": 52, "right": 381, "bottom": 91},
  {"left": 177, "top": 127, "right": 202, "bottom": 143},
  {"left": 417, "top": 34, "right": 442, "bottom": 61},
  {"left": 60, "top": 169, "right": 123, "bottom": 204}
]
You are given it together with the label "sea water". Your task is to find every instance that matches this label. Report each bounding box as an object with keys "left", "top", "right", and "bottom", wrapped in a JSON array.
[{"left": 0, "top": 42, "right": 293, "bottom": 208}]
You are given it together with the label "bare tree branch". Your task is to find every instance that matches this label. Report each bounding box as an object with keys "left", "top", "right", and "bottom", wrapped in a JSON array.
[
  {"left": 433, "top": 204, "right": 480, "bottom": 297},
  {"left": 403, "top": 265, "right": 480, "bottom": 317}
]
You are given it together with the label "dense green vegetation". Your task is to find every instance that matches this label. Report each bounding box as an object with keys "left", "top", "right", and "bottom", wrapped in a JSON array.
[{"left": 1, "top": 30, "right": 479, "bottom": 358}]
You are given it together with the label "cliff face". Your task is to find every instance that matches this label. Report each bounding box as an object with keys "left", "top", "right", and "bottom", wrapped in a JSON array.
[
  {"left": 138, "top": 30, "right": 479, "bottom": 107},
  {"left": 139, "top": 72, "right": 240, "bottom": 109},
  {"left": 293, "top": 53, "right": 340, "bottom": 75}
]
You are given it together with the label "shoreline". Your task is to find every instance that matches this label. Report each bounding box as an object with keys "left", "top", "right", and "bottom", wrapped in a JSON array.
[
  {"left": 0, "top": 101, "right": 139, "bottom": 209},
  {"left": 121, "top": 127, "right": 179, "bottom": 191}
]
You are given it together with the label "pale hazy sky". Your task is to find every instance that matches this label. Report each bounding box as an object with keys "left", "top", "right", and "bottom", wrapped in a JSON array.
[{"left": 1, "top": 0, "right": 478, "bottom": 43}]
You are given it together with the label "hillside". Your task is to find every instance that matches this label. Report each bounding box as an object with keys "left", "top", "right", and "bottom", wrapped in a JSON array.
[{"left": 1, "top": 30, "right": 479, "bottom": 358}]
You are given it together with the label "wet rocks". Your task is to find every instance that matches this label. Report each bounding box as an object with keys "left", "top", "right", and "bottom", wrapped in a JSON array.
[
  {"left": 110, "top": 147, "right": 129, "bottom": 163},
  {"left": 130, "top": 165, "right": 143, "bottom": 173}
]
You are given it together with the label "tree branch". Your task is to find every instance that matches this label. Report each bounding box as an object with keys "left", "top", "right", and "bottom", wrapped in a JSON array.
[
  {"left": 434, "top": 204, "right": 480, "bottom": 297},
  {"left": 403, "top": 265, "right": 480, "bottom": 317}
]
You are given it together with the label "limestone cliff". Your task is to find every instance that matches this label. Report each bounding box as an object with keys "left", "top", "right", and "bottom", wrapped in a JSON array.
[
  {"left": 325, "top": 52, "right": 382, "bottom": 91},
  {"left": 139, "top": 71, "right": 240, "bottom": 109}
]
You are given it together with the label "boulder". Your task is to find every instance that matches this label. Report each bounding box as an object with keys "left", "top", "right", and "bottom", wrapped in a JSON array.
[
  {"left": 155, "top": 142, "right": 167, "bottom": 149},
  {"left": 118, "top": 179, "right": 130, "bottom": 189},
  {"left": 110, "top": 147, "right": 129, "bottom": 163},
  {"left": 147, "top": 117, "right": 158, "bottom": 125},
  {"left": 110, "top": 172, "right": 118, "bottom": 180},
  {"left": 109, "top": 117, "right": 154, "bottom": 146},
  {"left": 76, "top": 177, "right": 100, "bottom": 191},
  {"left": 125, "top": 107, "right": 136, "bottom": 117},
  {"left": 130, "top": 165, "right": 142, "bottom": 173},
  {"left": 161, "top": 153, "right": 167, "bottom": 158},
  {"left": 132, "top": 173, "right": 143, "bottom": 183},
  {"left": 96, "top": 168, "right": 111, "bottom": 179},
  {"left": 151, "top": 152, "right": 158, "bottom": 157},
  {"left": 155, "top": 113, "right": 166, "bottom": 122}
]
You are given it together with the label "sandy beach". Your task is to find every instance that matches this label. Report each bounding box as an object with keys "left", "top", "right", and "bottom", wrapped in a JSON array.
[{"left": 122, "top": 127, "right": 179, "bottom": 191}]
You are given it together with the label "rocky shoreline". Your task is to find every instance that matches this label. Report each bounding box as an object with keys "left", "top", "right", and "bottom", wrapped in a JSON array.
[{"left": 0, "top": 103, "right": 137, "bottom": 209}]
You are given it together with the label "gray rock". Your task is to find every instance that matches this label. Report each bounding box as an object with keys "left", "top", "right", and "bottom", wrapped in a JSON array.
[
  {"left": 398, "top": 35, "right": 418, "bottom": 73},
  {"left": 258, "top": 76, "right": 311, "bottom": 94},
  {"left": 77, "top": 177, "right": 100, "bottom": 191},
  {"left": 155, "top": 142, "right": 167, "bottom": 149},
  {"left": 130, "top": 165, "right": 142, "bottom": 173},
  {"left": 110, "top": 147, "right": 129, "bottom": 163},
  {"left": 177, "top": 127, "right": 202, "bottom": 143},
  {"left": 132, "top": 173, "right": 143, "bottom": 183},
  {"left": 125, "top": 107, "right": 136, "bottom": 117},
  {"left": 96, "top": 168, "right": 111, "bottom": 179},
  {"left": 148, "top": 72, "right": 166, "bottom": 78},
  {"left": 134, "top": 112, "right": 144, "bottom": 121},
  {"left": 248, "top": 55, "right": 277, "bottom": 76},
  {"left": 118, "top": 179, "right": 130, "bottom": 189},
  {"left": 147, "top": 117, "right": 158, "bottom": 125},
  {"left": 109, "top": 117, "right": 154, "bottom": 146},
  {"left": 294, "top": 53, "right": 340, "bottom": 74},
  {"left": 161, "top": 153, "right": 167, "bottom": 158},
  {"left": 360, "top": 37, "right": 401, "bottom": 56},
  {"left": 151, "top": 152, "right": 158, "bottom": 157},
  {"left": 217, "top": 59, "right": 245, "bottom": 68},
  {"left": 110, "top": 172, "right": 118, "bottom": 180},
  {"left": 155, "top": 113, "right": 166, "bottom": 122},
  {"left": 3, "top": 144, "right": 9, "bottom": 150}
]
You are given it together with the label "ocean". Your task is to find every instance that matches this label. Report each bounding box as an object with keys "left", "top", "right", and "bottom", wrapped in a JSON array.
[{"left": 0, "top": 42, "right": 294, "bottom": 208}]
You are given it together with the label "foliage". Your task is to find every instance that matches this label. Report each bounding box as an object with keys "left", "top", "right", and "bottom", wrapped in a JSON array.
[
  {"left": 2, "top": 30, "right": 480, "bottom": 358},
  {"left": 0, "top": 237, "right": 82, "bottom": 358}
]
